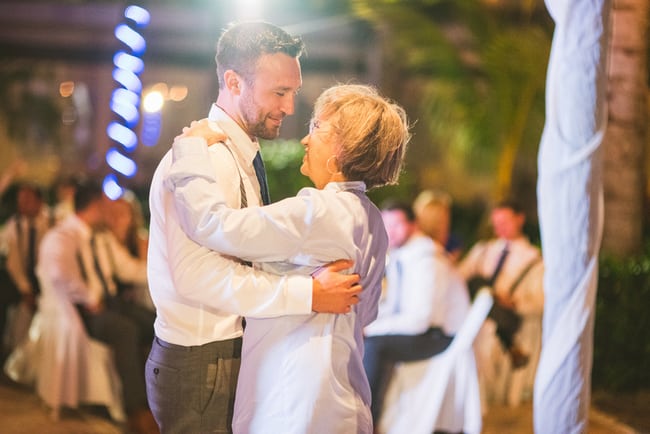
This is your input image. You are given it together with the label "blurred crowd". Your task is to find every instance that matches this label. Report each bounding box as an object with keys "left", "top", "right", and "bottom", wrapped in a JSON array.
[
  {"left": 0, "top": 157, "right": 545, "bottom": 432},
  {"left": 367, "top": 188, "right": 545, "bottom": 429},
  {"left": 0, "top": 159, "right": 157, "bottom": 433}
]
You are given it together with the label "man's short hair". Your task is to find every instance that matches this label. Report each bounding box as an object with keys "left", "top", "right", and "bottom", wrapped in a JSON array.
[
  {"left": 381, "top": 199, "right": 416, "bottom": 222},
  {"left": 74, "top": 179, "right": 104, "bottom": 212},
  {"left": 16, "top": 183, "right": 43, "bottom": 202},
  {"left": 495, "top": 198, "right": 525, "bottom": 215},
  {"left": 215, "top": 21, "right": 305, "bottom": 89}
]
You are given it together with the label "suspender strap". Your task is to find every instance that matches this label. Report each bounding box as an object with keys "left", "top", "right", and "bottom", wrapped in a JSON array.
[
  {"left": 509, "top": 257, "right": 542, "bottom": 294},
  {"left": 219, "top": 142, "right": 247, "bottom": 209}
]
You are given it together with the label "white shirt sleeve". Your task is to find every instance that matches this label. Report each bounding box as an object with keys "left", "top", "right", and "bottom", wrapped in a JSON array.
[
  {"left": 38, "top": 228, "right": 99, "bottom": 306},
  {"left": 148, "top": 151, "right": 313, "bottom": 318},
  {"left": 164, "top": 232, "right": 311, "bottom": 318},
  {"left": 165, "top": 137, "right": 327, "bottom": 263},
  {"left": 364, "top": 239, "right": 437, "bottom": 336}
]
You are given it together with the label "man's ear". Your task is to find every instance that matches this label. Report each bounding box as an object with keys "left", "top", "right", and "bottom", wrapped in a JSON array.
[{"left": 224, "top": 70, "right": 241, "bottom": 95}]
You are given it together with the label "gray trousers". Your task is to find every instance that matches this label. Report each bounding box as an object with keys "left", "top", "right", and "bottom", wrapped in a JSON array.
[{"left": 146, "top": 336, "right": 242, "bottom": 434}]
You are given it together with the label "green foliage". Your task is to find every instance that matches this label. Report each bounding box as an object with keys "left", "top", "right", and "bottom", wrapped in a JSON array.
[
  {"left": 367, "top": 169, "right": 418, "bottom": 207},
  {"left": 482, "top": 26, "right": 549, "bottom": 136},
  {"left": 592, "top": 247, "right": 650, "bottom": 391},
  {"left": 421, "top": 13, "right": 551, "bottom": 178},
  {"left": 260, "top": 139, "right": 312, "bottom": 201},
  {"left": 351, "top": 0, "right": 553, "bottom": 204}
]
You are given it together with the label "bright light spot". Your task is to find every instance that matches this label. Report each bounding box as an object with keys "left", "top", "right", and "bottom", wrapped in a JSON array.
[
  {"left": 237, "top": 0, "right": 263, "bottom": 20},
  {"left": 103, "top": 174, "right": 124, "bottom": 200},
  {"left": 115, "top": 23, "right": 146, "bottom": 55},
  {"left": 107, "top": 121, "right": 138, "bottom": 150},
  {"left": 113, "top": 51, "right": 144, "bottom": 74},
  {"left": 111, "top": 99, "right": 140, "bottom": 126},
  {"left": 125, "top": 5, "right": 150, "bottom": 27},
  {"left": 112, "top": 88, "right": 139, "bottom": 106},
  {"left": 151, "top": 82, "right": 169, "bottom": 99},
  {"left": 59, "top": 81, "right": 74, "bottom": 98},
  {"left": 143, "top": 91, "right": 164, "bottom": 113},
  {"left": 106, "top": 148, "right": 137, "bottom": 177},
  {"left": 113, "top": 68, "right": 142, "bottom": 93},
  {"left": 169, "top": 85, "right": 188, "bottom": 102}
]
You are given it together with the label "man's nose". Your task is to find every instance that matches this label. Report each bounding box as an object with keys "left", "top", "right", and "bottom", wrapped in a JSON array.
[{"left": 281, "top": 94, "right": 295, "bottom": 115}]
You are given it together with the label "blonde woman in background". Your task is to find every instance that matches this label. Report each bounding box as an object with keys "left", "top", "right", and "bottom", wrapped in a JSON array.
[{"left": 414, "top": 189, "right": 463, "bottom": 262}]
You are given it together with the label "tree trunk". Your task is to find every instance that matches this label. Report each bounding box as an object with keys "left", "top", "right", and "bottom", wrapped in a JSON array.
[{"left": 602, "top": 0, "right": 649, "bottom": 256}]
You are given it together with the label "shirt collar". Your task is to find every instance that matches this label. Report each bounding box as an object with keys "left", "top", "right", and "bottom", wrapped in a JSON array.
[
  {"left": 499, "top": 236, "right": 527, "bottom": 249},
  {"left": 323, "top": 181, "right": 367, "bottom": 193},
  {"left": 208, "top": 104, "right": 259, "bottom": 164}
]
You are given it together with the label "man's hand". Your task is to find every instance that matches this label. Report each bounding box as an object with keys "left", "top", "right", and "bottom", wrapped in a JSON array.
[
  {"left": 84, "top": 300, "right": 105, "bottom": 315},
  {"left": 175, "top": 118, "right": 228, "bottom": 145},
  {"left": 311, "top": 259, "right": 362, "bottom": 314},
  {"left": 496, "top": 292, "right": 515, "bottom": 309},
  {"left": 22, "top": 293, "right": 37, "bottom": 312}
]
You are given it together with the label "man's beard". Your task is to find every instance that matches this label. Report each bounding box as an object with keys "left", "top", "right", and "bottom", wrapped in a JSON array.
[
  {"left": 248, "top": 118, "right": 280, "bottom": 140},
  {"left": 240, "top": 94, "right": 281, "bottom": 140}
]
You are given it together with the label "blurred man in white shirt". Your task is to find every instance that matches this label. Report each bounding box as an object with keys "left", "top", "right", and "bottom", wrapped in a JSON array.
[
  {"left": 363, "top": 200, "right": 470, "bottom": 423},
  {"left": 458, "top": 200, "right": 544, "bottom": 406}
]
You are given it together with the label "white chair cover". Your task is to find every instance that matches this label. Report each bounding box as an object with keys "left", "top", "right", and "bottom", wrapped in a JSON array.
[
  {"left": 379, "top": 288, "right": 494, "bottom": 434},
  {"left": 4, "top": 276, "right": 125, "bottom": 422}
]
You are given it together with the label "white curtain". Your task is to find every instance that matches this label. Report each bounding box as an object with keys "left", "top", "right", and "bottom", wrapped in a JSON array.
[{"left": 535, "top": 0, "right": 610, "bottom": 433}]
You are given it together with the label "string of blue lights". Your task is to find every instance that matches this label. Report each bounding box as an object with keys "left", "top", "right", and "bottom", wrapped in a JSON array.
[{"left": 103, "top": 5, "right": 150, "bottom": 200}]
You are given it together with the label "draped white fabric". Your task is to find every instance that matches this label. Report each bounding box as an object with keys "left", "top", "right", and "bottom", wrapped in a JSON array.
[
  {"left": 535, "top": 1, "right": 609, "bottom": 433},
  {"left": 379, "top": 289, "right": 493, "bottom": 434}
]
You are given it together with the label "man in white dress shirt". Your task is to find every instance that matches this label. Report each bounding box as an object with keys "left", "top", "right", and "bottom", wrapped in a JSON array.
[
  {"left": 458, "top": 199, "right": 544, "bottom": 406},
  {"left": 363, "top": 200, "right": 471, "bottom": 423},
  {"left": 146, "top": 22, "right": 361, "bottom": 434},
  {"left": 38, "top": 180, "right": 156, "bottom": 433},
  {"left": 1, "top": 184, "right": 51, "bottom": 352}
]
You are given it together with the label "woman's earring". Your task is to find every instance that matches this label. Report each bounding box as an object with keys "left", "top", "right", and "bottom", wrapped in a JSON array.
[{"left": 326, "top": 156, "right": 339, "bottom": 175}]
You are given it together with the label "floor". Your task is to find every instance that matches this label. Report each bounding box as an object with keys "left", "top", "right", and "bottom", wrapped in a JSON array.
[
  {"left": 482, "top": 402, "right": 642, "bottom": 434},
  {"left": 0, "top": 374, "right": 644, "bottom": 434},
  {"left": 0, "top": 378, "right": 122, "bottom": 434}
]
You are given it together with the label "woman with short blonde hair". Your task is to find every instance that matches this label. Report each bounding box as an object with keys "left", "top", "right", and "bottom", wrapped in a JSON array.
[
  {"left": 166, "top": 83, "right": 411, "bottom": 434},
  {"left": 311, "top": 84, "right": 409, "bottom": 189}
]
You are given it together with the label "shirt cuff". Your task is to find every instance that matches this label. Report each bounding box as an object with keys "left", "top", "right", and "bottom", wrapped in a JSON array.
[
  {"left": 364, "top": 322, "right": 382, "bottom": 336},
  {"left": 285, "top": 274, "right": 313, "bottom": 315}
]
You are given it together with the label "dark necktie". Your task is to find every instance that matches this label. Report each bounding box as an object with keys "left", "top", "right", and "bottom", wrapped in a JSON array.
[
  {"left": 252, "top": 151, "right": 270, "bottom": 205},
  {"left": 90, "top": 235, "right": 111, "bottom": 301},
  {"left": 489, "top": 243, "right": 510, "bottom": 286},
  {"left": 26, "top": 220, "right": 39, "bottom": 294}
]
